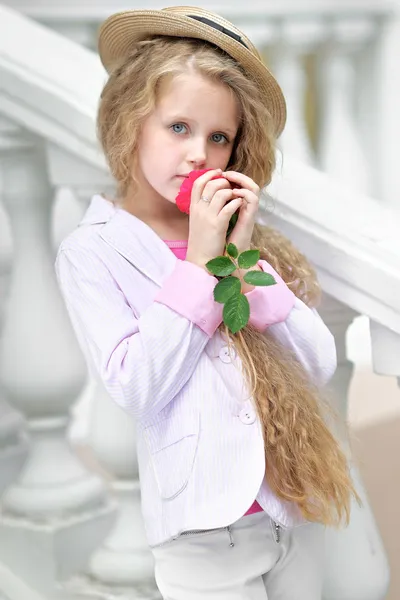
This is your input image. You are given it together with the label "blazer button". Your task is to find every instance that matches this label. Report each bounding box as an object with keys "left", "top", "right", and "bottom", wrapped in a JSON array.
[
  {"left": 239, "top": 408, "right": 256, "bottom": 424},
  {"left": 219, "top": 345, "right": 236, "bottom": 363}
]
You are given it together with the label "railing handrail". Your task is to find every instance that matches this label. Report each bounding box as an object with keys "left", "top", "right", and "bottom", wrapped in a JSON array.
[
  {"left": 1, "top": 2, "right": 399, "bottom": 333},
  {"left": 266, "top": 156, "right": 400, "bottom": 333},
  {"left": 0, "top": 3, "right": 105, "bottom": 168},
  {"left": 2, "top": 0, "right": 394, "bottom": 21}
]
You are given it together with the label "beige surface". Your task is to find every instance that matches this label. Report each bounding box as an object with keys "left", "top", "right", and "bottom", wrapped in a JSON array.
[
  {"left": 352, "top": 419, "right": 399, "bottom": 600},
  {"left": 349, "top": 368, "right": 400, "bottom": 600}
]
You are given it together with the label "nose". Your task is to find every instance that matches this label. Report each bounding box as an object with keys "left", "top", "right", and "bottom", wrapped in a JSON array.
[{"left": 187, "top": 136, "right": 207, "bottom": 169}]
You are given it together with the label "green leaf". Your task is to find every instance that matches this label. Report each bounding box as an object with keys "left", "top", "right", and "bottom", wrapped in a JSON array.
[
  {"left": 227, "top": 211, "right": 239, "bottom": 237},
  {"left": 243, "top": 271, "right": 277, "bottom": 286},
  {"left": 206, "top": 256, "right": 236, "bottom": 277},
  {"left": 238, "top": 249, "right": 260, "bottom": 269},
  {"left": 223, "top": 293, "right": 250, "bottom": 334},
  {"left": 226, "top": 243, "right": 238, "bottom": 259},
  {"left": 213, "top": 276, "right": 241, "bottom": 304}
]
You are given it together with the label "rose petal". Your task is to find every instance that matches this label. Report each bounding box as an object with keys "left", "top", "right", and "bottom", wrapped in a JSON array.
[{"left": 175, "top": 169, "right": 223, "bottom": 214}]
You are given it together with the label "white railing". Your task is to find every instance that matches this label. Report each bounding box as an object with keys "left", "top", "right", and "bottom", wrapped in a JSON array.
[{"left": 0, "top": 3, "right": 399, "bottom": 600}]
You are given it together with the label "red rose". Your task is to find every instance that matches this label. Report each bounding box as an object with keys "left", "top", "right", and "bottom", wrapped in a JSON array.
[{"left": 175, "top": 169, "right": 223, "bottom": 214}]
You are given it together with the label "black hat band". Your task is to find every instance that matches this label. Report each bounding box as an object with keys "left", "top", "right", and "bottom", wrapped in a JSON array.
[{"left": 188, "top": 15, "right": 249, "bottom": 49}]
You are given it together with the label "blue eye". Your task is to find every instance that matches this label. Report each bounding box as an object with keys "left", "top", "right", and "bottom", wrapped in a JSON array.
[
  {"left": 171, "top": 123, "right": 187, "bottom": 134},
  {"left": 211, "top": 133, "right": 229, "bottom": 144}
]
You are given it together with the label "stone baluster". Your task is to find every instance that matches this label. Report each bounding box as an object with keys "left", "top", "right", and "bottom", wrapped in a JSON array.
[
  {"left": 0, "top": 119, "right": 29, "bottom": 502},
  {"left": 370, "top": 320, "right": 400, "bottom": 377},
  {"left": 82, "top": 379, "right": 157, "bottom": 597},
  {"left": 0, "top": 199, "right": 12, "bottom": 325},
  {"left": 61, "top": 188, "right": 156, "bottom": 598},
  {"left": 0, "top": 132, "right": 116, "bottom": 596},
  {"left": 270, "top": 19, "right": 324, "bottom": 166},
  {"left": 316, "top": 18, "right": 376, "bottom": 194},
  {"left": 376, "top": 6, "right": 400, "bottom": 206},
  {"left": 51, "top": 186, "right": 88, "bottom": 253},
  {"left": 0, "top": 397, "right": 28, "bottom": 497},
  {"left": 0, "top": 116, "right": 15, "bottom": 325},
  {"left": 318, "top": 295, "right": 390, "bottom": 600}
]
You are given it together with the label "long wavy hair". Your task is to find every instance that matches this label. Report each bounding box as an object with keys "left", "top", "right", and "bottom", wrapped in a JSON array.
[{"left": 97, "top": 36, "right": 359, "bottom": 526}]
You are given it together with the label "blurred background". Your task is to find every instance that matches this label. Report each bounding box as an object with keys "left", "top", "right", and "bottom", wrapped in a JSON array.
[{"left": 0, "top": 1, "right": 399, "bottom": 599}]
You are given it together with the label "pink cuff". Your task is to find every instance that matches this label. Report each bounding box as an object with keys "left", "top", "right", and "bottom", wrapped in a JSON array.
[
  {"left": 154, "top": 260, "right": 223, "bottom": 337},
  {"left": 245, "top": 260, "right": 295, "bottom": 332}
]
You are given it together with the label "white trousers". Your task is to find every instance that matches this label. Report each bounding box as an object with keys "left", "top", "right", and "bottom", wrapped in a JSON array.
[{"left": 151, "top": 511, "right": 325, "bottom": 600}]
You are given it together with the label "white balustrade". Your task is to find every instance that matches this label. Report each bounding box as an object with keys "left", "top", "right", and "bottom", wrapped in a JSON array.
[
  {"left": 0, "top": 130, "right": 116, "bottom": 596},
  {"left": 0, "top": 117, "right": 15, "bottom": 322},
  {"left": 84, "top": 379, "right": 156, "bottom": 593},
  {"left": 318, "top": 296, "right": 390, "bottom": 600},
  {"left": 48, "top": 157, "right": 157, "bottom": 596},
  {"left": 0, "top": 198, "right": 12, "bottom": 324},
  {"left": 370, "top": 321, "right": 400, "bottom": 376},
  {"left": 4, "top": 0, "right": 392, "bottom": 202},
  {"left": 0, "top": 398, "right": 28, "bottom": 495},
  {"left": 43, "top": 143, "right": 157, "bottom": 594},
  {"left": 377, "top": 1, "right": 400, "bottom": 207},
  {"left": 316, "top": 18, "right": 376, "bottom": 194},
  {"left": 271, "top": 20, "right": 325, "bottom": 166},
  {"left": 51, "top": 187, "right": 87, "bottom": 252},
  {"left": 0, "top": 118, "right": 28, "bottom": 499},
  {"left": 261, "top": 154, "right": 400, "bottom": 599}
]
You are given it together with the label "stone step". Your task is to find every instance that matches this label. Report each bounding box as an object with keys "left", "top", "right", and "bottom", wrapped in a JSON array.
[
  {"left": 0, "top": 561, "right": 46, "bottom": 600},
  {"left": 59, "top": 575, "right": 162, "bottom": 600}
]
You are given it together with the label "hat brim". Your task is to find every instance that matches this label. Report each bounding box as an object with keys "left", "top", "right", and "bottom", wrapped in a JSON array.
[{"left": 98, "top": 9, "right": 286, "bottom": 137}]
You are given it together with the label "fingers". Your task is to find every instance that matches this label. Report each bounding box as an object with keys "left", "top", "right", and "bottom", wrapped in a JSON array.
[
  {"left": 222, "top": 171, "right": 260, "bottom": 195},
  {"left": 201, "top": 178, "right": 232, "bottom": 203},
  {"left": 191, "top": 171, "right": 234, "bottom": 215},
  {"left": 192, "top": 169, "right": 224, "bottom": 204},
  {"left": 208, "top": 188, "right": 236, "bottom": 214},
  {"left": 220, "top": 197, "right": 243, "bottom": 219},
  {"left": 231, "top": 187, "right": 259, "bottom": 211}
]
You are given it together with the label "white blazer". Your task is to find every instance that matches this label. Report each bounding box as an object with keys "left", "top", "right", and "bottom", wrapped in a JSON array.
[{"left": 55, "top": 195, "right": 337, "bottom": 548}]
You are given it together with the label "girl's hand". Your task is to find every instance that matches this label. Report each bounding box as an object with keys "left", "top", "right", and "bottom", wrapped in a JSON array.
[
  {"left": 186, "top": 169, "right": 243, "bottom": 271},
  {"left": 223, "top": 171, "right": 260, "bottom": 254}
]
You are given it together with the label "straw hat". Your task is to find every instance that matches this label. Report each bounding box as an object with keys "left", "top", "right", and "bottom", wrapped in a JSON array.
[{"left": 98, "top": 6, "right": 286, "bottom": 137}]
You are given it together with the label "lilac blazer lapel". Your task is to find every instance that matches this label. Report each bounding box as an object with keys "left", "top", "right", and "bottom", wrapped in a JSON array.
[{"left": 99, "top": 208, "right": 177, "bottom": 286}]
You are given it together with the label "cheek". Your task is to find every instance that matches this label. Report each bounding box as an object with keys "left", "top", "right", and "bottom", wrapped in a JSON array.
[
  {"left": 138, "top": 135, "right": 164, "bottom": 171},
  {"left": 144, "top": 132, "right": 180, "bottom": 166},
  {"left": 210, "top": 145, "right": 234, "bottom": 168}
]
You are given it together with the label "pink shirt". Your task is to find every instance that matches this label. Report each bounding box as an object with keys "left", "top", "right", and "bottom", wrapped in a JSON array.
[{"left": 164, "top": 239, "right": 263, "bottom": 518}]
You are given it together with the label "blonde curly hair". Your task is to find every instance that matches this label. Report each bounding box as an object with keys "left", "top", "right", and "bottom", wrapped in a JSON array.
[{"left": 97, "top": 36, "right": 359, "bottom": 526}]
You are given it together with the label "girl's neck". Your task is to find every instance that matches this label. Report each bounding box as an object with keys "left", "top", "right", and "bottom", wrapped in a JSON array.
[{"left": 118, "top": 193, "right": 189, "bottom": 241}]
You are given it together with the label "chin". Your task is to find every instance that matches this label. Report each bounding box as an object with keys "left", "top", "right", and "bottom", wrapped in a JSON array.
[
  {"left": 161, "top": 193, "right": 179, "bottom": 205},
  {"left": 162, "top": 187, "right": 180, "bottom": 203}
]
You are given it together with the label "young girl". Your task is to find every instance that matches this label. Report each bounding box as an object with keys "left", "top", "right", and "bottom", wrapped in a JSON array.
[{"left": 56, "top": 7, "right": 357, "bottom": 599}]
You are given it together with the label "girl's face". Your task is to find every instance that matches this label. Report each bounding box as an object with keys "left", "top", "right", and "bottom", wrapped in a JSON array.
[{"left": 135, "top": 71, "right": 240, "bottom": 208}]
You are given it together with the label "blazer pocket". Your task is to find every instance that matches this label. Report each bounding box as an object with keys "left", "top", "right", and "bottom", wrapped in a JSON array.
[{"left": 144, "top": 412, "right": 200, "bottom": 500}]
